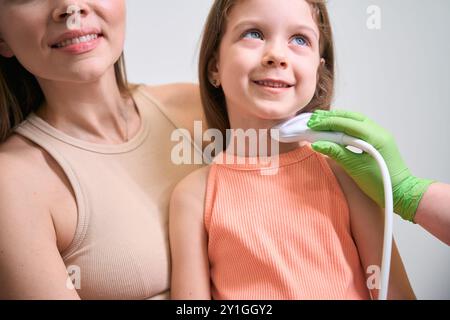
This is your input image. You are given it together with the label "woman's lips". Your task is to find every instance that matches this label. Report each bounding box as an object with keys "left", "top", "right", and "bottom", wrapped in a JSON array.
[
  {"left": 51, "top": 34, "right": 103, "bottom": 55},
  {"left": 49, "top": 28, "right": 103, "bottom": 54}
]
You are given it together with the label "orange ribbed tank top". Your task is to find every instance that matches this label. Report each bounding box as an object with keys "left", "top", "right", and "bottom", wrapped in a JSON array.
[{"left": 204, "top": 145, "right": 371, "bottom": 300}]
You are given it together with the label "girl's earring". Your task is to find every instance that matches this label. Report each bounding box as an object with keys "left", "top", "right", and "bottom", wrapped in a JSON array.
[{"left": 210, "top": 79, "right": 221, "bottom": 88}]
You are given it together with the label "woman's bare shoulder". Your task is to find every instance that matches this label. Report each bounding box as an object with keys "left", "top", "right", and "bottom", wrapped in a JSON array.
[
  {"left": 0, "top": 134, "right": 80, "bottom": 299},
  {"left": 0, "top": 134, "right": 78, "bottom": 253},
  {"left": 0, "top": 134, "right": 48, "bottom": 175},
  {"left": 0, "top": 135, "right": 55, "bottom": 234},
  {"left": 0, "top": 134, "right": 68, "bottom": 212}
]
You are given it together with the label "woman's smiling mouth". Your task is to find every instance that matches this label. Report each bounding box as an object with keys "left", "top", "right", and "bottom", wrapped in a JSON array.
[
  {"left": 49, "top": 29, "right": 103, "bottom": 54},
  {"left": 51, "top": 33, "right": 100, "bottom": 48}
]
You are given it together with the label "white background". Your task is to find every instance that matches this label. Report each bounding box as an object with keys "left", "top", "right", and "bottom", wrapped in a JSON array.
[{"left": 125, "top": 0, "right": 450, "bottom": 299}]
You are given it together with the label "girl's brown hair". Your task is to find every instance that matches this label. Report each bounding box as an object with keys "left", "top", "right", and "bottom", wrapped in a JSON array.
[
  {"left": 0, "top": 53, "right": 129, "bottom": 143},
  {"left": 199, "top": 0, "right": 335, "bottom": 141}
]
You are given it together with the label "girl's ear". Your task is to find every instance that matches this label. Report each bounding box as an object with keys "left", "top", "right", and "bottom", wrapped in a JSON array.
[
  {"left": 316, "top": 58, "right": 326, "bottom": 84},
  {"left": 207, "top": 55, "right": 221, "bottom": 88},
  {"left": 0, "top": 38, "right": 14, "bottom": 58}
]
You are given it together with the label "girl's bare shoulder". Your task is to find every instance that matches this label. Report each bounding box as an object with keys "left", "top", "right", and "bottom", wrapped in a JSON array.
[
  {"left": 169, "top": 165, "right": 212, "bottom": 225},
  {"left": 172, "top": 165, "right": 211, "bottom": 205},
  {"left": 321, "top": 154, "right": 359, "bottom": 198}
]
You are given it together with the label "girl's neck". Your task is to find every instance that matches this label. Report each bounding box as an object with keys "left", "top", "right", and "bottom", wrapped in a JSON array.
[
  {"left": 227, "top": 113, "right": 302, "bottom": 158},
  {"left": 34, "top": 67, "right": 139, "bottom": 144}
]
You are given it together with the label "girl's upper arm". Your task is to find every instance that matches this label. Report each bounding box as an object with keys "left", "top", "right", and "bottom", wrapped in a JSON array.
[
  {"left": 169, "top": 166, "right": 211, "bottom": 300},
  {"left": 326, "top": 157, "right": 416, "bottom": 300},
  {"left": 0, "top": 157, "right": 80, "bottom": 300}
]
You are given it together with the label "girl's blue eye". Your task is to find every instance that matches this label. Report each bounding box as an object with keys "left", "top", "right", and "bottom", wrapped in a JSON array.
[
  {"left": 243, "top": 31, "right": 263, "bottom": 40},
  {"left": 292, "top": 36, "right": 308, "bottom": 46}
]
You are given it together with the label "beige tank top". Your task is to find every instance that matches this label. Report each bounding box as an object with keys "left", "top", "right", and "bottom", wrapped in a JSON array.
[{"left": 14, "top": 85, "right": 203, "bottom": 300}]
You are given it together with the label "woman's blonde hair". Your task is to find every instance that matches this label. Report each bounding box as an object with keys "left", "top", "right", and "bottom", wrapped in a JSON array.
[
  {"left": 198, "top": 0, "right": 335, "bottom": 143},
  {"left": 0, "top": 53, "right": 130, "bottom": 143}
]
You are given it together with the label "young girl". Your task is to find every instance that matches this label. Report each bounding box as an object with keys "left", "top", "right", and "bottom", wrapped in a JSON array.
[{"left": 169, "top": 0, "right": 416, "bottom": 299}]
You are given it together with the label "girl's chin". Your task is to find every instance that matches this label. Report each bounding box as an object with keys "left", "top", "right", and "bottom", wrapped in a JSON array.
[{"left": 252, "top": 106, "right": 299, "bottom": 122}]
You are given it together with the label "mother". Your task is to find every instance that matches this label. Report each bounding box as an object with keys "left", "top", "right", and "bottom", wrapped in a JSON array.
[{"left": 0, "top": 0, "right": 203, "bottom": 299}]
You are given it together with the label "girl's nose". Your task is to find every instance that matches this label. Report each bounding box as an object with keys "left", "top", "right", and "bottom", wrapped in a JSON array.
[
  {"left": 262, "top": 44, "right": 288, "bottom": 69},
  {"left": 52, "top": 2, "right": 90, "bottom": 23}
]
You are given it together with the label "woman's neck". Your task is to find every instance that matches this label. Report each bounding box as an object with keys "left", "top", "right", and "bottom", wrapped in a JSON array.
[{"left": 35, "top": 67, "right": 139, "bottom": 144}]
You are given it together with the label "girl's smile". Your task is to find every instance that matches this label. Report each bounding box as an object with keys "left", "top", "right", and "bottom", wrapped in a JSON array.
[{"left": 252, "top": 78, "right": 296, "bottom": 95}]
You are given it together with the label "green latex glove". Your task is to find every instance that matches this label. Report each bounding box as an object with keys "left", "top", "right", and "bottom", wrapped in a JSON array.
[{"left": 307, "top": 109, "right": 435, "bottom": 222}]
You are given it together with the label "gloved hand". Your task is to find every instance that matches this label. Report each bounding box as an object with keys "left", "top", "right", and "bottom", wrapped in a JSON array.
[{"left": 307, "top": 109, "right": 435, "bottom": 222}]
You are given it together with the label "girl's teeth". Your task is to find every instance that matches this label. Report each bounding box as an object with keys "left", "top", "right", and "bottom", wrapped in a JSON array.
[
  {"left": 256, "top": 81, "right": 290, "bottom": 88},
  {"left": 55, "top": 34, "right": 99, "bottom": 48}
]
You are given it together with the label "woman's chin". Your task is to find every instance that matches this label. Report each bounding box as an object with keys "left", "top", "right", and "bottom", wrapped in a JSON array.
[{"left": 61, "top": 64, "right": 112, "bottom": 83}]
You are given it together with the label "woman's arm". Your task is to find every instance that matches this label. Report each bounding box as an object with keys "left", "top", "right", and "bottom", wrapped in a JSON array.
[
  {"left": 169, "top": 166, "right": 211, "bottom": 300},
  {"left": 414, "top": 182, "right": 450, "bottom": 245},
  {"left": 0, "top": 154, "right": 80, "bottom": 300},
  {"left": 327, "top": 157, "right": 416, "bottom": 300}
]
